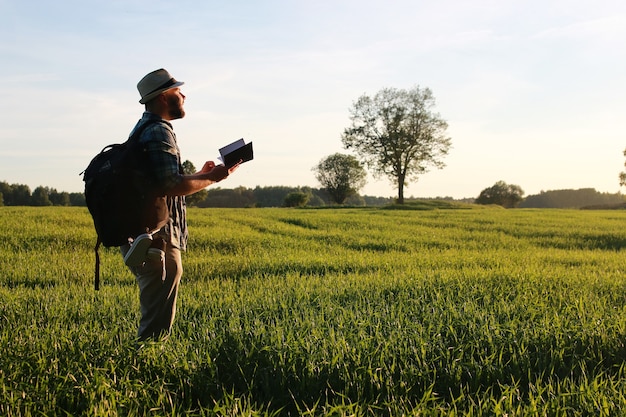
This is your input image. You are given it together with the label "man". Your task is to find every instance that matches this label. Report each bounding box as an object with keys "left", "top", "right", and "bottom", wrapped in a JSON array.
[{"left": 122, "top": 68, "right": 238, "bottom": 341}]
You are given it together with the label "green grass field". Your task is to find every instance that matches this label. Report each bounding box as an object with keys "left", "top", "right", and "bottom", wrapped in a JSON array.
[{"left": 1, "top": 205, "right": 626, "bottom": 416}]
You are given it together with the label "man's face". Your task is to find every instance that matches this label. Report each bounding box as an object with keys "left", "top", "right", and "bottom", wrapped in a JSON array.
[{"left": 164, "top": 87, "right": 186, "bottom": 120}]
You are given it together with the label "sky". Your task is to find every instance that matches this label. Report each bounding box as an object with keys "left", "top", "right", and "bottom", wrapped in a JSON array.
[{"left": 1, "top": 0, "right": 625, "bottom": 199}]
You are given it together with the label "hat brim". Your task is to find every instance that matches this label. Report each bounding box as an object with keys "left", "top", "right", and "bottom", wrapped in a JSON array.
[{"left": 139, "top": 81, "right": 185, "bottom": 104}]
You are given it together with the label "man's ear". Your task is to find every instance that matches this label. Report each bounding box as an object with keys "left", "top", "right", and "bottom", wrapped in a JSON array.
[
  {"left": 155, "top": 92, "right": 169, "bottom": 107},
  {"left": 146, "top": 93, "right": 167, "bottom": 112}
]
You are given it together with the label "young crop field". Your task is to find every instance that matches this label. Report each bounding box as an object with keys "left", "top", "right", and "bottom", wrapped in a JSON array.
[{"left": 1, "top": 204, "right": 626, "bottom": 416}]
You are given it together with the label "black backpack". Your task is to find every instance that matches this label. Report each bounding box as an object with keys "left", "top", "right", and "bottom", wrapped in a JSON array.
[{"left": 82, "top": 121, "right": 169, "bottom": 290}]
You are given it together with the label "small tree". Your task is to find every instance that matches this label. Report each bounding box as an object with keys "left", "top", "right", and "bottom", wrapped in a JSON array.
[
  {"left": 476, "top": 181, "right": 524, "bottom": 208},
  {"left": 31, "top": 186, "right": 52, "bottom": 206},
  {"left": 619, "top": 148, "right": 626, "bottom": 187},
  {"left": 312, "top": 153, "right": 367, "bottom": 204},
  {"left": 2, "top": 183, "right": 31, "bottom": 206},
  {"left": 283, "top": 192, "right": 309, "bottom": 207},
  {"left": 69, "top": 192, "right": 86, "bottom": 206},
  {"left": 342, "top": 86, "right": 451, "bottom": 204},
  {"left": 49, "top": 189, "right": 70, "bottom": 206},
  {"left": 182, "top": 160, "right": 208, "bottom": 206}
]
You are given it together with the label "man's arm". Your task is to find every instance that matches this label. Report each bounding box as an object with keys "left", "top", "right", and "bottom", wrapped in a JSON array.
[
  {"left": 140, "top": 123, "right": 239, "bottom": 197},
  {"left": 165, "top": 163, "right": 237, "bottom": 197}
]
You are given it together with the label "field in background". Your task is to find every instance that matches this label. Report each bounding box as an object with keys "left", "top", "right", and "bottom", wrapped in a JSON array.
[{"left": 1, "top": 205, "right": 626, "bottom": 416}]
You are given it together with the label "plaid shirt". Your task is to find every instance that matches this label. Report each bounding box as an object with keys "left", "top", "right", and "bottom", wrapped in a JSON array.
[{"left": 130, "top": 112, "right": 188, "bottom": 250}]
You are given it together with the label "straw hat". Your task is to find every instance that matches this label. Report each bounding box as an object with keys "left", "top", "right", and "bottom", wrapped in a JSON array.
[{"left": 137, "top": 68, "right": 184, "bottom": 104}]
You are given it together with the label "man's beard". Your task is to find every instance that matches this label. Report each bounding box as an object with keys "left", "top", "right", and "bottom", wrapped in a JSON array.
[{"left": 167, "top": 96, "right": 186, "bottom": 120}]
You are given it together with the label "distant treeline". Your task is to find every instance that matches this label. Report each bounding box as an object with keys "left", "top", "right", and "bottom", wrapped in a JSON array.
[
  {"left": 0, "top": 181, "right": 393, "bottom": 208},
  {"left": 0, "top": 182, "right": 86, "bottom": 207},
  {"left": 193, "top": 186, "right": 395, "bottom": 207},
  {"left": 518, "top": 188, "right": 625, "bottom": 209},
  {"left": 1, "top": 180, "right": 623, "bottom": 209}
]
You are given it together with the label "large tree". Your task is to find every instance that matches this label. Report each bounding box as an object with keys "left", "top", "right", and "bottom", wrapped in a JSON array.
[
  {"left": 341, "top": 86, "right": 451, "bottom": 204},
  {"left": 312, "top": 153, "right": 367, "bottom": 204}
]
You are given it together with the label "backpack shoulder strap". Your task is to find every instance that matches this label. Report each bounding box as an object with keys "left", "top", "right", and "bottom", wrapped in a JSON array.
[
  {"left": 127, "top": 119, "right": 164, "bottom": 143},
  {"left": 94, "top": 237, "right": 101, "bottom": 291}
]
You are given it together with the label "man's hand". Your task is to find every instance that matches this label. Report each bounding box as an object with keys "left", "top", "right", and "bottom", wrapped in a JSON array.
[
  {"left": 228, "top": 160, "right": 242, "bottom": 174},
  {"left": 166, "top": 161, "right": 240, "bottom": 197},
  {"left": 199, "top": 161, "right": 216, "bottom": 173},
  {"left": 202, "top": 160, "right": 240, "bottom": 182}
]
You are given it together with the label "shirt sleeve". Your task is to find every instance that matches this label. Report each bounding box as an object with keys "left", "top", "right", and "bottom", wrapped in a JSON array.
[{"left": 140, "top": 122, "right": 183, "bottom": 191}]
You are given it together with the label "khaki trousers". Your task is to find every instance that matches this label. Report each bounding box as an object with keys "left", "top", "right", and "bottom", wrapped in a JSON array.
[{"left": 121, "top": 242, "right": 183, "bottom": 341}]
